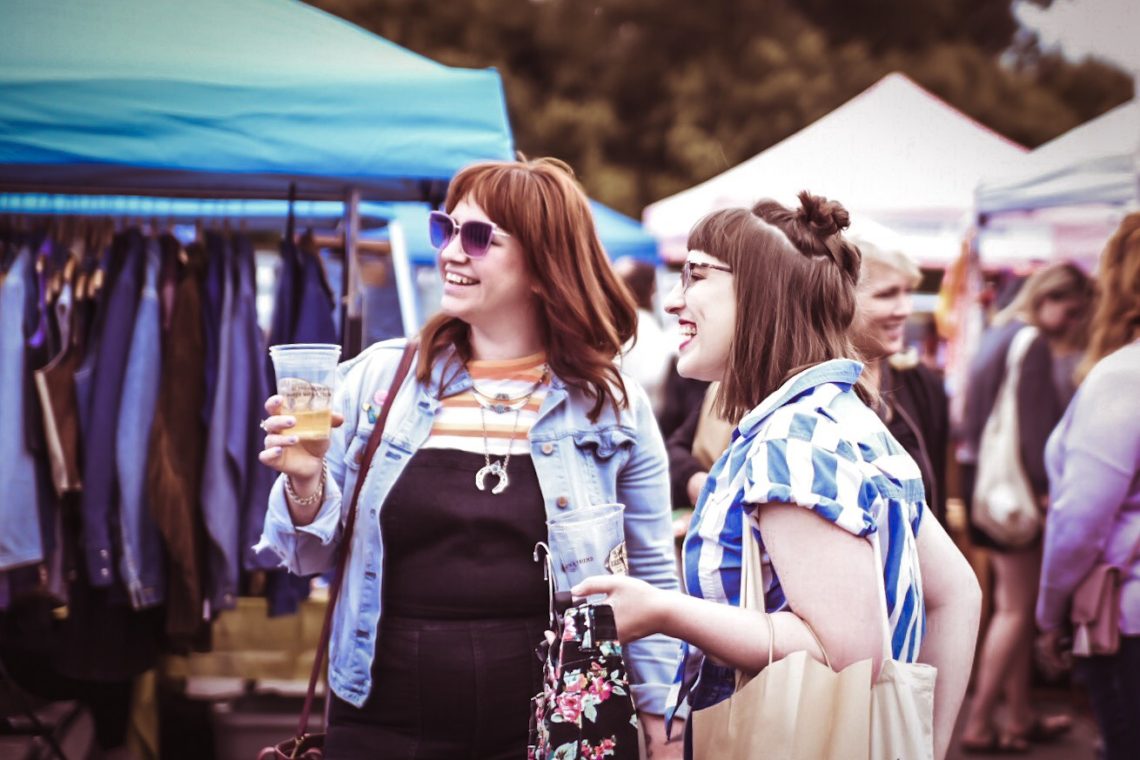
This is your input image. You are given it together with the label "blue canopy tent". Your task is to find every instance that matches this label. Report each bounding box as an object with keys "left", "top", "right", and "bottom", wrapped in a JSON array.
[
  {"left": 0, "top": 0, "right": 513, "bottom": 200},
  {"left": 0, "top": 0, "right": 515, "bottom": 346}
]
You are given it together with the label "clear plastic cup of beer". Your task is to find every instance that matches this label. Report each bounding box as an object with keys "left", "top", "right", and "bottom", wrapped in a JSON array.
[{"left": 268, "top": 343, "right": 341, "bottom": 441}]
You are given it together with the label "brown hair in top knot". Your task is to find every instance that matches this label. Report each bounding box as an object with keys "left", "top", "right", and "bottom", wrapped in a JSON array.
[{"left": 795, "top": 191, "right": 850, "bottom": 238}]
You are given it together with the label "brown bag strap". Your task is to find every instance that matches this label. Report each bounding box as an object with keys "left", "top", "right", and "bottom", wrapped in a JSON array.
[{"left": 294, "top": 339, "right": 419, "bottom": 739}]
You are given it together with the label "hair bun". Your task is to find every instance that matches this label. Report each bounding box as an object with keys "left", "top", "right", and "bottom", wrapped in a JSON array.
[{"left": 796, "top": 191, "right": 850, "bottom": 239}]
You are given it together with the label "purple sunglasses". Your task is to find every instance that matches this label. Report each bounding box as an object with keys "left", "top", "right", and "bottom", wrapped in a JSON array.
[{"left": 428, "top": 210, "right": 511, "bottom": 259}]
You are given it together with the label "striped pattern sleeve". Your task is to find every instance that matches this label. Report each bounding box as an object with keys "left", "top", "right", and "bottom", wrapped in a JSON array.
[{"left": 742, "top": 407, "right": 877, "bottom": 537}]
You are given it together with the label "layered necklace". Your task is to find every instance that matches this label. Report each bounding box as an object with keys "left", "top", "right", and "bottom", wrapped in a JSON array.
[{"left": 471, "top": 363, "right": 549, "bottom": 495}]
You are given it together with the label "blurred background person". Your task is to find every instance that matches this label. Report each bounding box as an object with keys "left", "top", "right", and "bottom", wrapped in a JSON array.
[
  {"left": 849, "top": 235, "right": 949, "bottom": 526},
  {"left": 1036, "top": 213, "right": 1140, "bottom": 760},
  {"left": 959, "top": 261, "right": 1094, "bottom": 752},
  {"left": 616, "top": 256, "right": 674, "bottom": 418}
]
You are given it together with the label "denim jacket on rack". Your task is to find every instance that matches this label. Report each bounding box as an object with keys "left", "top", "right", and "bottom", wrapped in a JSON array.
[
  {"left": 115, "top": 238, "right": 166, "bottom": 608},
  {"left": 257, "top": 339, "right": 681, "bottom": 713},
  {"left": 80, "top": 229, "right": 145, "bottom": 587},
  {"left": 0, "top": 247, "right": 44, "bottom": 569},
  {"left": 201, "top": 233, "right": 241, "bottom": 613}
]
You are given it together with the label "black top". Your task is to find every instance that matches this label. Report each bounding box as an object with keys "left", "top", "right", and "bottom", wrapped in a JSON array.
[
  {"left": 881, "top": 363, "right": 949, "bottom": 525},
  {"left": 380, "top": 448, "right": 549, "bottom": 619}
]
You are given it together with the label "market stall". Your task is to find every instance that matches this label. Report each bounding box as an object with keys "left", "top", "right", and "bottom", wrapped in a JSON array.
[{"left": 0, "top": 1, "right": 515, "bottom": 755}]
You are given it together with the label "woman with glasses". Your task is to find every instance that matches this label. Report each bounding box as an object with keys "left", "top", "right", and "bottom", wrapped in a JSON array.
[
  {"left": 576, "top": 193, "right": 980, "bottom": 760},
  {"left": 256, "top": 157, "right": 681, "bottom": 758}
]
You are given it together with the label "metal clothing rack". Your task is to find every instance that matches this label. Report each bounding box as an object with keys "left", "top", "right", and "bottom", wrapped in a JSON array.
[{"left": 0, "top": 187, "right": 418, "bottom": 357}]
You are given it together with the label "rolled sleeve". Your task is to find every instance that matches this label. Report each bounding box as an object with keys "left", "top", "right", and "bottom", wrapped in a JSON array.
[
  {"left": 743, "top": 410, "right": 876, "bottom": 537},
  {"left": 625, "top": 633, "right": 680, "bottom": 714},
  {"left": 253, "top": 472, "right": 344, "bottom": 577}
]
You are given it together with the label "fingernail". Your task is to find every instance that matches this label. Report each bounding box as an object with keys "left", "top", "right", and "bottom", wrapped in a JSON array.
[
  {"left": 283, "top": 417, "right": 295, "bottom": 427},
  {"left": 287, "top": 436, "right": 298, "bottom": 444},
  {"left": 271, "top": 447, "right": 283, "bottom": 457}
]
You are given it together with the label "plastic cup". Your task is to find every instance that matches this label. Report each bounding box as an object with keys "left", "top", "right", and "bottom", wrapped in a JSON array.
[
  {"left": 546, "top": 503, "right": 627, "bottom": 594},
  {"left": 268, "top": 343, "right": 341, "bottom": 441}
]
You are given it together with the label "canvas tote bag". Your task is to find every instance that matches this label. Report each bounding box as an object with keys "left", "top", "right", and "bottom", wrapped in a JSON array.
[
  {"left": 691, "top": 513, "right": 936, "bottom": 760},
  {"left": 972, "top": 325, "right": 1041, "bottom": 547}
]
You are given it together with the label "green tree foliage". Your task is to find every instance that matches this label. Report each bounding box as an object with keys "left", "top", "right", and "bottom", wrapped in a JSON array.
[{"left": 310, "top": 0, "right": 1132, "bottom": 216}]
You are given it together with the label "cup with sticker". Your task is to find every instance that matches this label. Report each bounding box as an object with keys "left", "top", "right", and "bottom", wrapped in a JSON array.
[
  {"left": 269, "top": 343, "right": 341, "bottom": 441},
  {"left": 546, "top": 502, "right": 627, "bottom": 600}
]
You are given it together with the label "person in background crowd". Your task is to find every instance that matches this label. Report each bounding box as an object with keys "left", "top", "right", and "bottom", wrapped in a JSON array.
[
  {"left": 848, "top": 235, "right": 949, "bottom": 525},
  {"left": 959, "top": 261, "right": 1093, "bottom": 753},
  {"left": 656, "top": 358, "right": 708, "bottom": 445},
  {"left": 1037, "top": 213, "right": 1140, "bottom": 760},
  {"left": 256, "top": 157, "right": 681, "bottom": 759},
  {"left": 616, "top": 256, "right": 674, "bottom": 417},
  {"left": 577, "top": 193, "right": 980, "bottom": 760},
  {"left": 666, "top": 382, "right": 731, "bottom": 514}
]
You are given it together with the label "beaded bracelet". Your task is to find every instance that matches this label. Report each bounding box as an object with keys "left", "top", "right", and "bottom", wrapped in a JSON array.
[{"left": 286, "top": 464, "right": 326, "bottom": 507}]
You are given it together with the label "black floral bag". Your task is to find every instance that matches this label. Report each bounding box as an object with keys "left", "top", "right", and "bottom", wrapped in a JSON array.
[{"left": 528, "top": 600, "right": 641, "bottom": 760}]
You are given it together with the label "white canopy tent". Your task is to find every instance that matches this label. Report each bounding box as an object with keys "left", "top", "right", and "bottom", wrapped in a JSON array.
[
  {"left": 643, "top": 73, "right": 1027, "bottom": 266},
  {"left": 976, "top": 98, "right": 1140, "bottom": 216},
  {"left": 972, "top": 99, "right": 1139, "bottom": 269}
]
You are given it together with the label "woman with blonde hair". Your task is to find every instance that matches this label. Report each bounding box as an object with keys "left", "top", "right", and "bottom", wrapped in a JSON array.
[
  {"left": 1037, "top": 213, "right": 1140, "bottom": 760},
  {"left": 960, "top": 260, "right": 1093, "bottom": 752},
  {"left": 257, "top": 157, "right": 681, "bottom": 758},
  {"left": 848, "top": 235, "right": 949, "bottom": 524}
]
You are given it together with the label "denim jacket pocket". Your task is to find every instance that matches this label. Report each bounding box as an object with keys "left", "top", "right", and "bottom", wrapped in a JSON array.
[
  {"left": 571, "top": 426, "right": 637, "bottom": 479},
  {"left": 571, "top": 426, "right": 637, "bottom": 459}
]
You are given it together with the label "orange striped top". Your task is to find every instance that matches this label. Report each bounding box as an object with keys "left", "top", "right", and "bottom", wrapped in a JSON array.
[{"left": 421, "top": 352, "right": 549, "bottom": 457}]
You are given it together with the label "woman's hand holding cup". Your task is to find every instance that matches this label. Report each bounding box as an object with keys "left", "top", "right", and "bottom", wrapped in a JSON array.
[{"left": 259, "top": 394, "right": 344, "bottom": 489}]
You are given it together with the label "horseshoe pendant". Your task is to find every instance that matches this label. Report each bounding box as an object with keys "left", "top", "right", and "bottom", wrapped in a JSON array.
[{"left": 475, "top": 461, "right": 509, "bottom": 495}]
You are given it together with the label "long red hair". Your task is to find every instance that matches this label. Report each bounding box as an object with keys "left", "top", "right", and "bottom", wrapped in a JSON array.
[{"left": 417, "top": 157, "right": 637, "bottom": 421}]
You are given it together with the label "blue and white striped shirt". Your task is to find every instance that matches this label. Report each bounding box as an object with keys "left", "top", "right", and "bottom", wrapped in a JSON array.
[{"left": 669, "top": 360, "right": 927, "bottom": 718}]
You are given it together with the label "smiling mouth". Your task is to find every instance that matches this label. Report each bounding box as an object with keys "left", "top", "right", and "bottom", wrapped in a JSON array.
[
  {"left": 679, "top": 321, "right": 697, "bottom": 348},
  {"left": 445, "top": 272, "right": 479, "bottom": 286}
]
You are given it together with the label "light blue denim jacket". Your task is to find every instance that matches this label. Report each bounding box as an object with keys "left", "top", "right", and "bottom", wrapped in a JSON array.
[
  {"left": 115, "top": 239, "right": 165, "bottom": 607},
  {"left": 0, "top": 247, "right": 44, "bottom": 570},
  {"left": 257, "top": 339, "right": 681, "bottom": 711}
]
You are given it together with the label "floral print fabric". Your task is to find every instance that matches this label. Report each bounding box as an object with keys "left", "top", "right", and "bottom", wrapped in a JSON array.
[{"left": 529, "top": 603, "right": 640, "bottom": 759}]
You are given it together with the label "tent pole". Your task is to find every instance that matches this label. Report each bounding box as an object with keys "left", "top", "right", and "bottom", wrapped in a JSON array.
[{"left": 343, "top": 188, "right": 363, "bottom": 359}]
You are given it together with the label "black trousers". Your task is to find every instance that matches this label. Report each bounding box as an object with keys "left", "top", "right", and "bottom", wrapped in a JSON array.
[
  {"left": 324, "top": 615, "right": 547, "bottom": 760},
  {"left": 1076, "top": 635, "right": 1140, "bottom": 760}
]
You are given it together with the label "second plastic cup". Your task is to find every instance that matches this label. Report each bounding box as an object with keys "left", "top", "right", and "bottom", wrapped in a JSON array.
[
  {"left": 269, "top": 343, "right": 341, "bottom": 441},
  {"left": 546, "top": 502, "right": 627, "bottom": 591}
]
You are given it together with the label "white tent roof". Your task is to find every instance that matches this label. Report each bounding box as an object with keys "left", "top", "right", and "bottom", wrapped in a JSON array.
[
  {"left": 643, "top": 73, "right": 1027, "bottom": 263},
  {"left": 975, "top": 99, "right": 1140, "bottom": 215}
]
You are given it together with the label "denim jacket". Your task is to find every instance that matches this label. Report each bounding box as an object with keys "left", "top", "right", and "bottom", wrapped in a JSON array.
[{"left": 257, "top": 339, "right": 681, "bottom": 712}]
